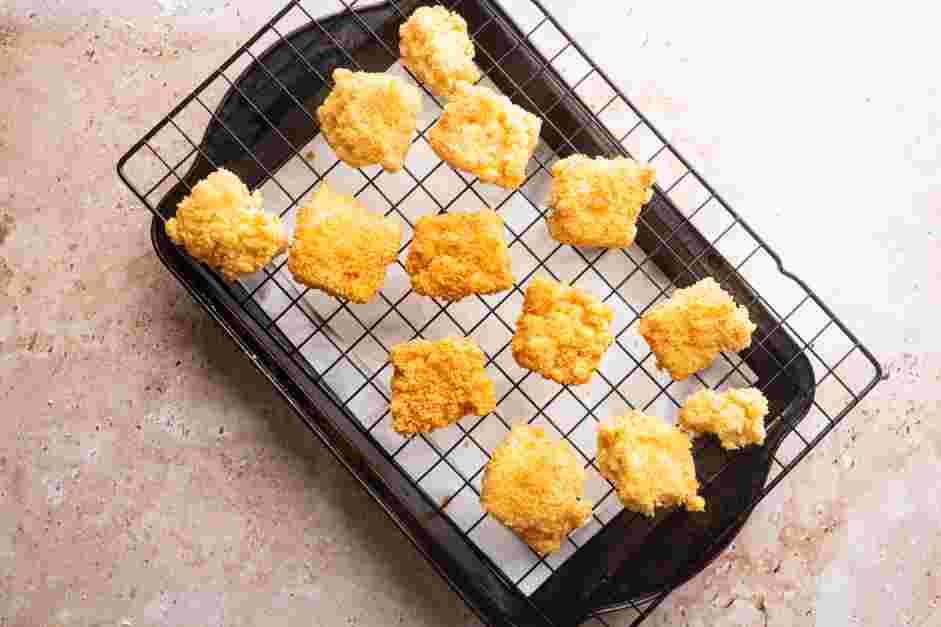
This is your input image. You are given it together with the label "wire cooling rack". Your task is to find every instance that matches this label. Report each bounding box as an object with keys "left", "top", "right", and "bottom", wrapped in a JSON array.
[{"left": 117, "top": 1, "right": 883, "bottom": 625}]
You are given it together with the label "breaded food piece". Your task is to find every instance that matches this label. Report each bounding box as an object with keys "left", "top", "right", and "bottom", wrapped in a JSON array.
[
  {"left": 399, "top": 5, "right": 481, "bottom": 98},
  {"left": 597, "top": 411, "right": 705, "bottom": 516},
  {"left": 390, "top": 336, "right": 496, "bottom": 435},
  {"left": 317, "top": 68, "right": 422, "bottom": 171},
  {"left": 639, "top": 277, "right": 756, "bottom": 381},
  {"left": 165, "top": 169, "right": 288, "bottom": 280},
  {"left": 288, "top": 183, "right": 402, "bottom": 304},
  {"left": 546, "top": 154, "right": 656, "bottom": 248},
  {"left": 427, "top": 83, "right": 542, "bottom": 190},
  {"left": 512, "top": 278, "right": 614, "bottom": 385},
  {"left": 481, "top": 425, "right": 592, "bottom": 555},
  {"left": 405, "top": 208, "right": 513, "bottom": 301},
  {"left": 679, "top": 387, "right": 768, "bottom": 450}
]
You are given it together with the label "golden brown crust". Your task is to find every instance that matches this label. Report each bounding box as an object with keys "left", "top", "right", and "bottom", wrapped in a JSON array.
[
  {"left": 427, "top": 83, "right": 541, "bottom": 190},
  {"left": 597, "top": 411, "right": 705, "bottom": 516},
  {"left": 511, "top": 278, "right": 614, "bottom": 385},
  {"left": 481, "top": 425, "right": 592, "bottom": 555},
  {"left": 638, "top": 277, "right": 756, "bottom": 380},
  {"left": 405, "top": 208, "right": 513, "bottom": 301},
  {"left": 399, "top": 5, "right": 480, "bottom": 98},
  {"left": 390, "top": 336, "right": 496, "bottom": 435},
  {"left": 679, "top": 387, "right": 768, "bottom": 449},
  {"left": 546, "top": 154, "right": 656, "bottom": 248},
  {"left": 165, "top": 169, "right": 288, "bottom": 280},
  {"left": 288, "top": 183, "right": 403, "bottom": 304},
  {"left": 317, "top": 68, "right": 422, "bottom": 171}
]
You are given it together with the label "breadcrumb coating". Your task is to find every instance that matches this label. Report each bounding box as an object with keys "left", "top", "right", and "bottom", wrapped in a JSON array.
[
  {"left": 639, "top": 277, "right": 756, "bottom": 381},
  {"left": 679, "top": 387, "right": 768, "bottom": 450},
  {"left": 427, "top": 83, "right": 541, "bottom": 190},
  {"left": 597, "top": 411, "right": 705, "bottom": 516},
  {"left": 165, "top": 169, "right": 288, "bottom": 280},
  {"left": 288, "top": 183, "right": 402, "bottom": 304},
  {"left": 405, "top": 208, "right": 513, "bottom": 301},
  {"left": 481, "top": 425, "right": 591, "bottom": 555},
  {"left": 512, "top": 278, "right": 614, "bottom": 385},
  {"left": 399, "top": 5, "right": 480, "bottom": 98},
  {"left": 317, "top": 68, "right": 422, "bottom": 171},
  {"left": 390, "top": 336, "right": 496, "bottom": 435},
  {"left": 547, "top": 154, "right": 656, "bottom": 248}
]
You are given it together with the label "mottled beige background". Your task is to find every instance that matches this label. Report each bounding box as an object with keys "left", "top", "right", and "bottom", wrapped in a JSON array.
[{"left": 0, "top": 1, "right": 938, "bottom": 626}]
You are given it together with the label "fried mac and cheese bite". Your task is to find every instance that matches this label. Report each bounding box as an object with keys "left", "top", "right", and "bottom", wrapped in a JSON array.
[
  {"left": 317, "top": 68, "right": 422, "bottom": 171},
  {"left": 679, "top": 387, "right": 768, "bottom": 450},
  {"left": 399, "top": 5, "right": 481, "bottom": 98},
  {"left": 639, "top": 277, "right": 756, "bottom": 381},
  {"left": 547, "top": 154, "right": 656, "bottom": 248},
  {"left": 512, "top": 278, "right": 614, "bottom": 385},
  {"left": 288, "top": 183, "right": 402, "bottom": 304},
  {"left": 427, "top": 83, "right": 541, "bottom": 190},
  {"left": 481, "top": 425, "right": 592, "bottom": 555},
  {"left": 597, "top": 411, "right": 705, "bottom": 516},
  {"left": 165, "top": 169, "right": 288, "bottom": 280},
  {"left": 390, "top": 336, "right": 496, "bottom": 435},
  {"left": 405, "top": 208, "right": 513, "bottom": 301}
]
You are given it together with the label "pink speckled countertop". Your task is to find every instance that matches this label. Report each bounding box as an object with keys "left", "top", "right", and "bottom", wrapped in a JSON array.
[{"left": 1, "top": 2, "right": 938, "bottom": 626}]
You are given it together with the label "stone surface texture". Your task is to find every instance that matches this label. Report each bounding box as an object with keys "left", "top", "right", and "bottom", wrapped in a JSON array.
[{"left": 0, "top": 1, "right": 938, "bottom": 626}]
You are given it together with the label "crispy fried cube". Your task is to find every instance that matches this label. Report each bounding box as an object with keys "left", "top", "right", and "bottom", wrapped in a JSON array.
[
  {"left": 481, "top": 425, "right": 592, "bottom": 555},
  {"left": 427, "top": 83, "right": 541, "bottom": 189},
  {"left": 639, "top": 277, "right": 756, "bottom": 381},
  {"left": 546, "top": 154, "right": 656, "bottom": 248},
  {"left": 512, "top": 277, "right": 614, "bottom": 385},
  {"left": 679, "top": 387, "right": 768, "bottom": 450},
  {"left": 399, "top": 5, "right": 481, "bottom": 98},
  {"left": 597, "top": 411, "right": 705, "bottom": 516},
  {"left": 288, "top": 183, "right": 402, "bottom": 304},
  {"left": 390, "top": 336, "right": 496, "bottom": 435},
  {"left": 317, "top": 68, "right": 422, "bottom": 171},
  {"left": 405, "top": 208, "right": 513, "bottom": 301},
  {"left": 165, "top": 169, "right": 288, "bottom": 280}
]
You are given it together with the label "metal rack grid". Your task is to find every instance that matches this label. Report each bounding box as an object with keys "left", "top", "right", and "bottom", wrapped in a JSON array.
[{"left": 117, "top": 0, "right": 883, "bottom": 624}]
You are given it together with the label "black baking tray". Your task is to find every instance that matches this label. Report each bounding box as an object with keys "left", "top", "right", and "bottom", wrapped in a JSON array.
[{"left": 117, "top": 1, "right": 883, "bottom": 625}]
